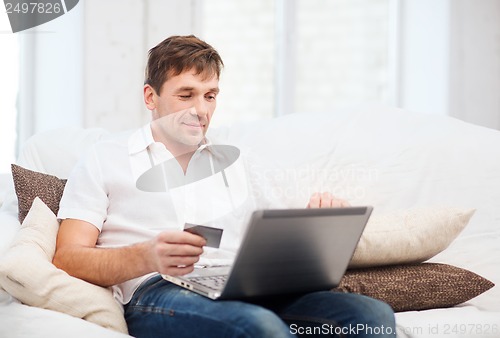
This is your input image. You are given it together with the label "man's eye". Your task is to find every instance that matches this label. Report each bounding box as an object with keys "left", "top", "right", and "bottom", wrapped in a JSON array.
[
  {"left": 206, "top": 95, "right": 216, "bottom": 101},
  {"left": 179, "top": 95, "right": 192, "bottom": 99}
]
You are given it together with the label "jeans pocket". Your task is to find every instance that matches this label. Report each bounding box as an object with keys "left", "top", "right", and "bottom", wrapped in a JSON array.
[{"left": 128, "top": 274, "right": 163, "bottom": 307}]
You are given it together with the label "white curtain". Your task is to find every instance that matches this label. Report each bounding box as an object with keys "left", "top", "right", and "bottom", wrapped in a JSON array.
[{"left": 16, "top": 1, "right": 84, "bottom": 150}]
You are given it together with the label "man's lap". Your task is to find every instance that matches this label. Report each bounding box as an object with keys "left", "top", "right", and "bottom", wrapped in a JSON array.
[{"left": 124, "top": 274, "right": 396, "bottom": 338}]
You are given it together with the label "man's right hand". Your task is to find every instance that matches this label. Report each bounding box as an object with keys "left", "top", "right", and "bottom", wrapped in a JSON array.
[
  {"left": 53, "top": 218, "right": 206, "bottom": 287},
  {"left": 147, "top": 231, "right": 206, "bottom": 276}
]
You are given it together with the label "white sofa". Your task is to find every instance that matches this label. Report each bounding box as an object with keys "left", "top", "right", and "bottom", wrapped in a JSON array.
[{"left": 0, "top": 105, "right": 499, "bottom": 338}]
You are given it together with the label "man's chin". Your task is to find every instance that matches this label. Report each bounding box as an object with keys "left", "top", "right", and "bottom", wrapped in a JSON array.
[{"left": 179, "top": 134, "right": 205, "bottom": 147}]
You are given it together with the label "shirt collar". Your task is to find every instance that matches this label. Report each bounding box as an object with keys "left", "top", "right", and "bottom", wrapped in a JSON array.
[
  {"left": 128, "top": 123, "right": 212, "bottom": 156},
  {"left": 128, "top": 124, "right": 155, "bottom": 155}
]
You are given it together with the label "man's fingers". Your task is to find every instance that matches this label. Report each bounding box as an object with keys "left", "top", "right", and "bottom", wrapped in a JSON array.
[
  {"left": 166, "top": 255, "right": 201, "bottom": 267},
  {"left": 320, "top": 192, "right": 333, "bottom": 208},
  {"left": 150, "top": 231, "right": 207, "bottom": 275},
  {"left": 157, "top": 230, "right": 207, "bottom": 247},
  {"left": 307, "top": 192, "right": 350, "bottom": 208},
  {"left": 152, "top": 231, "right": 205, "bottom": 255},
  {"left": 160, "top": 264, "right": 196, "bottom": 276},
  {"left": 340, "top": 199, "right": 351, "bottom": 207},
  {"left": 307, "top": 192, "right": 321, "bottom": 208}
]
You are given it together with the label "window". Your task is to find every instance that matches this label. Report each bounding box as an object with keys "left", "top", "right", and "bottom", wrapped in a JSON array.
[
  {"left": 0, "top": 12, "right": 19, "bottom": 173},
  {"left": 0, "top": 4, "right": 83, "bottom": 174},
  {"left": 295, "top": 0, "right": 390, "bottom": 113},
  {"left": 201, "top": 0, "right": 276, "bottom": 126},
  {"left": 199, "top": 0, "right": 391, "bottom": 126}
]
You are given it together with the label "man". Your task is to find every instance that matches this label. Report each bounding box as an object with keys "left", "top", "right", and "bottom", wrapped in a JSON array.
[{"left": 54, "top": 35, "right": 395, "bottom": 337}]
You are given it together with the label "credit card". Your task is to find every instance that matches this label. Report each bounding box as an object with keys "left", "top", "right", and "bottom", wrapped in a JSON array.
[{"left": 184, "top": 223, "right": 223, "bottom": 248}]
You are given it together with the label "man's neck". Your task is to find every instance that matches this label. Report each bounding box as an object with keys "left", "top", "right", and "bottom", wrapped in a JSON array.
[{"left": 151, "top": 126, "right": 198, "bottom": 173}]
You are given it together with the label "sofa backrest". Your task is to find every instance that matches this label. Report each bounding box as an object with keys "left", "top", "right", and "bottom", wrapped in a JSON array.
[
  {"left": 0, "top": 127, "right": 110, "bottom": 219},
  {"left": 17, "top": 127, "right": 110, "bottom": 177},
  {"left": 3, "top": 106, "right": 500, "bottom": 239},
  {"left": 209, "top": 105, "right": 500, "bottom": 237}
]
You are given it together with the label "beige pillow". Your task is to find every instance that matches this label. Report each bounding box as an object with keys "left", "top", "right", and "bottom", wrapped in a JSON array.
[
  {"left": 334, "top": 263, "right": 495, "bottom": 312},
  {"left": 0, "top": 197, "right": 128, "bottom": 334},
  {"left": 349, "top": 207, "right": 475, "bottom": 268}
]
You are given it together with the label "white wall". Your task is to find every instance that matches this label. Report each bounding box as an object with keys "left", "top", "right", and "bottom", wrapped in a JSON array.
[
  {"left": 83, "top": 0, "right": 145, "bottom": 131},
  {"left": 17, "top": 0, "right": 500, "bottom": 148},
  {"left": 397, "top": 0, "right": 500, "bottom": 130},
  {"left": 0, "top": 13, "right": 19, "bottom": 173},
  {"left": 398, "top": 0, "right": 451, "bottom": 116},
  {"left": 81, "top": 0, "right": 500, "bottom": 130},
  {"left": 449, "top": 0, "right": 500, "bottom": 130},
  {"left": 83, "top": 0, "right": 199, "bottom": 132},
  {"left": 17, "top": 2, "right": 84, "bottom": 145},
  {"left": 16, "top": 0, "right": 200, "bottom": 146}
]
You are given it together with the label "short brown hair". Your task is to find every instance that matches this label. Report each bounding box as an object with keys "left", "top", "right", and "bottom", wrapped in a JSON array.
[{"left": 145, "top": 35, "right": 224, "bottom": 95}]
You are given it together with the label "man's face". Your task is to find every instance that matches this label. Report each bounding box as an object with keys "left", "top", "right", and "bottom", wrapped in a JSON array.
[{"left": 145, "top": 68, "right": 219, "bottom": 148}]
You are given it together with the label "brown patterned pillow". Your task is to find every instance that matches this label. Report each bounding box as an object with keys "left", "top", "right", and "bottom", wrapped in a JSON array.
[
  {"left": 333, "top": 263, "right": 495, "bottom": 312},
  {"left": 11, "top": 164, "right": 67, "bottom": 223}
]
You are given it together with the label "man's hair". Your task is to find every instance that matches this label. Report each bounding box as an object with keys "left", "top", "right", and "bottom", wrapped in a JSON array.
[{"left": 145, "top": 35, "right": 224, "bottom": 95}]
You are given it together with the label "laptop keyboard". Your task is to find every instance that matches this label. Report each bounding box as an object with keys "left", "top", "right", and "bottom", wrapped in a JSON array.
[{"left": 188, "top": 275, "right": 228, "bottom": 291}]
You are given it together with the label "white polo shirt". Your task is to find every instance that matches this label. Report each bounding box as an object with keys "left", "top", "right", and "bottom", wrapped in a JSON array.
[{"left": 58, "top": 124, "right": 252, "bottom": 304}]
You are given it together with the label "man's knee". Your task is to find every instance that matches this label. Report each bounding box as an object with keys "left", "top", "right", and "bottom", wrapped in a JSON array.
[
  {"left": 281, "top": 291, "right": 396, "bottom": 337},
  {"left": 344, "top": 294, "right": 396, "bottom": 337},
  {"left": 228, "top": 302, "right": 293, "bottom": 338},
  {"left": 356, "top": 295, "right": 395, "bottom": 325}
]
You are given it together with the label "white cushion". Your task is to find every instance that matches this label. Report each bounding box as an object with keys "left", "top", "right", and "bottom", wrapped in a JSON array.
[
  {"left": 349, "top": 207, "right": 475, "bottom": 268},
  {"left": 0, "top": 198, "right": 128, "bottom": 334},
  {"left": 0, "top": 173, "right": 11, "bottom": 207},
  {"left": 0, "top": 212, "right": 19, "bottom": 257}
]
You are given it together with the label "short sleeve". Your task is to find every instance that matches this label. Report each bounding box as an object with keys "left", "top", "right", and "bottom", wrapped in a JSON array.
[{"left": 57, "top": 145, "right": 108, "bottom": 231}]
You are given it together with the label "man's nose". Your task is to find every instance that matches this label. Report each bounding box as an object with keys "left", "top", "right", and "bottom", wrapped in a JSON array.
[{"left": 193, "top": 98, "right": 209, "bottom": 119}]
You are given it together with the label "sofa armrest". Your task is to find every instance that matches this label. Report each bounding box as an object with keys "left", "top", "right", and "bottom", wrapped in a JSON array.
[{"left": 0, "top": 210, "right": 20, "bottom": 256}]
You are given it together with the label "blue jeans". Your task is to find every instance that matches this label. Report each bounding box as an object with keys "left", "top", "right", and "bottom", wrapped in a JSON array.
[{"left": 124, "top": 275, "right": 396, "bottom": 338}]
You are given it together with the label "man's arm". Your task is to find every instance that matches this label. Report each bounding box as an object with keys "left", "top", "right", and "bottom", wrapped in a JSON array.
[{"left": 52, "top": 219, "right": 206, "bottom": 287}]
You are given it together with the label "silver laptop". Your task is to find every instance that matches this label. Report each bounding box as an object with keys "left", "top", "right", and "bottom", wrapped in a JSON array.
[{"left": 162, "top": 206, "right": 372, "bottom": 300}]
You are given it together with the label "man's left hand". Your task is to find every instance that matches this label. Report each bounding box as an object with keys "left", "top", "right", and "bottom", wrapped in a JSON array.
[{"left": 307, "top": 192, "right": 350, "bottom": 208}]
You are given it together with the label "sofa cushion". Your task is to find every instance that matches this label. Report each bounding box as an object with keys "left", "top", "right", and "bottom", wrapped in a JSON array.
[
  {"left": 349, "top": 207, "right": 475, "bottom": 268},
  {"left": 335, "top": 263, "right": 495, "bottom": 312},
  {"left": 11, "top": 164, "right": 67, "bottom": 223},
  {"left": 0, "top": 197, "right": 128, "bottom": 334},
  {"left": 11, "top": 165, "right": 474, "bottom": 269}
]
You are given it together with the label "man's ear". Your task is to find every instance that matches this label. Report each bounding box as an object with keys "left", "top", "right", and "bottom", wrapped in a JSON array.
[{"left": 144, "top": 84, "right": 157, "bottom": 111}]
